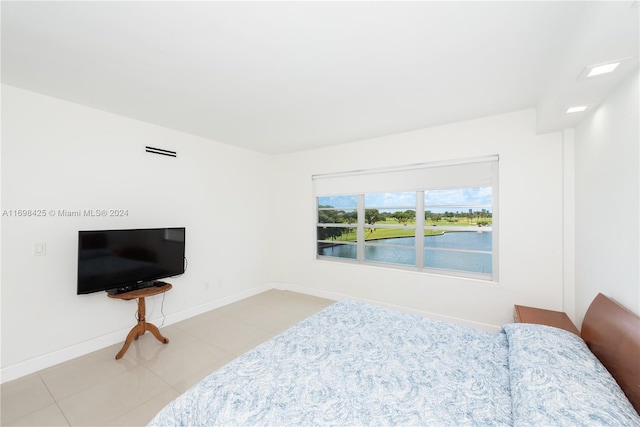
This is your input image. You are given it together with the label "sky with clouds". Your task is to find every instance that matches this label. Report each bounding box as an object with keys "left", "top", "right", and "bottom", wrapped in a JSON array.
[{"left": 319, "top": 187, "right": 492, "bottom": 213}]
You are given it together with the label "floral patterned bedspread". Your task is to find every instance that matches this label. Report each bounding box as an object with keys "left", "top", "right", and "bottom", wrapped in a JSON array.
[{"left": 148, "top": 300, "right": 640, "bottom": 426}]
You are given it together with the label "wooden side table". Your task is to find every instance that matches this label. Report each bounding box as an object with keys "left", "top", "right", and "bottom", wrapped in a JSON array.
[
  {"left": 514, "top": 304, "right": 580, "bottom": 336},
  {"left": 108, "top": 283, "right": 172, "bottom": 359}
]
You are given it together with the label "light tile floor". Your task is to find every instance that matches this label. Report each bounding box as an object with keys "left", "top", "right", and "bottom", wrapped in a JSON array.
[{"left": 1, "top": 290, "right": 334, "bottom": 426}]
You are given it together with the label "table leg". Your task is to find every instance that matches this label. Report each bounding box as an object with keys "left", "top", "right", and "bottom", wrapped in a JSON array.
[{"left": 115, "top": 296, "right": 169, "bottom": 360}]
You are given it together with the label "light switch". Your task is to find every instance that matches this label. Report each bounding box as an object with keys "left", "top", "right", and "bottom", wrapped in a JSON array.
[{"left": 34, "top": 243, "right": 46, "bottom": 256}]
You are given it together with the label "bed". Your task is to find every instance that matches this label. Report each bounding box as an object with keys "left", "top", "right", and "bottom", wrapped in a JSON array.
[{"left": 148, "top": 294, "right": 640, "bottom": 426}]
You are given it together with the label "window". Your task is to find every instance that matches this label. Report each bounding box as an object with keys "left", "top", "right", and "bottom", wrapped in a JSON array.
[
  {"left": 317, "top": 195, "right": 358, "bottom": 260},
  {"left": 364, "top": 192, "right": 417, "bottom": 267},
  {"left": 314, "top": 156, "right": 498, "bottom": 281},
  {"left": 423, "top": 187, "right": 493, "bottom": 275}
]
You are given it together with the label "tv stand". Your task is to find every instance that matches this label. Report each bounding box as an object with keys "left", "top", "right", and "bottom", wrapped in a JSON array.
[{"left": 108, "top": 283, "right": 172, "bottom": 360}]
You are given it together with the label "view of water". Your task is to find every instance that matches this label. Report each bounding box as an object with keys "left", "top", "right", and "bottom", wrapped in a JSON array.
[{"left": 319, "top": 231, "right": 492, "bottom": 274}]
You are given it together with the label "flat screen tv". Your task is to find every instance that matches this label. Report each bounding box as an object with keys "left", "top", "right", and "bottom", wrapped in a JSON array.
[{"left": 77, "top": 227, "right": 185, "bottom": 295}]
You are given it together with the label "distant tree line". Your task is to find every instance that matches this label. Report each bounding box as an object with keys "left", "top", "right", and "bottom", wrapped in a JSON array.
[{"left": 318, "top": 206, "right": 492, "bottom": 241}]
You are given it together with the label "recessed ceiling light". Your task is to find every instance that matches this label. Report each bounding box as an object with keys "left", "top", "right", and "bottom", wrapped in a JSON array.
[
  {"left": 566, "top": 106, "right": 588, "bottom": 114},
  {"left": 578, "top": 58, "right": 630, "bottom": 80},
  {"left": 587, "top": 62, "right": 620, "bottom": 77}
]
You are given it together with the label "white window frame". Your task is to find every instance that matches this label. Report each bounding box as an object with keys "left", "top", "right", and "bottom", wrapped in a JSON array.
[{"left": 313, "top": 156, "right": 499, "bottom": 282}]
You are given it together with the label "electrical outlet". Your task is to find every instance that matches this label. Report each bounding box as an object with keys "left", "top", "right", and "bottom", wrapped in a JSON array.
[{"left": 204, "top": 282, "right": 211, "bottom": 291}]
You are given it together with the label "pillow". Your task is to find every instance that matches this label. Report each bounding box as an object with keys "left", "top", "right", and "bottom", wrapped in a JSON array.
[{"left": 502, "top": 323, "right": 640, "bottom": 426}]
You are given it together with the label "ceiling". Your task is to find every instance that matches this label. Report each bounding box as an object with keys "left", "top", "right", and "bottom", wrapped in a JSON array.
[{"left": 2, "top": 1, "right": 638, "bottom": 154}]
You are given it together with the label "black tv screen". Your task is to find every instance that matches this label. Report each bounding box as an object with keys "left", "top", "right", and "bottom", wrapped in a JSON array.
[{"left": 77, "top": 227, "right": 185, "bottom": 294}]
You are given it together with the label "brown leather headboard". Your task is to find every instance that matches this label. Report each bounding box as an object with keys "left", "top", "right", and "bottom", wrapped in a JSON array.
[{"left": 581, "top": 293, "right": 640, "bottom": 415}]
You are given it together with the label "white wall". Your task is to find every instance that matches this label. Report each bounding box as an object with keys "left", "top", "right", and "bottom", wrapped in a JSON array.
[
  {"left": 1, "top": 85, "right": 272, "bottom": 380},
  {"left": 269, "top": 109, "right": 567, "bottom": 329},
  {"left": 574, "top": 70, "right": 640, "bottom": 326}
]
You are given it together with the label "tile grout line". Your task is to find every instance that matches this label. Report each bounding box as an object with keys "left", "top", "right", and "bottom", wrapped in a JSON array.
[
  {"left": 100, "top": 364, "right": 176, "bottom": 427},
  {"left": 37, "top": 372, "right": 71, "bottom": 427}
]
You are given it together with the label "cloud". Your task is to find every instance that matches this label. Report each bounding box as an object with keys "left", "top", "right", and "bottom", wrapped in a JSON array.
[
  {"left": 365, "top": 192, "right": 415, "bottom": 208},
  {"left": 425, "top": 187, "right": 492, "bottom": 207},
  {"left": 319, "top": 187, "right": 492, "bottom": 213},
  {"left": 318, "top": 195, "right": 357, "bottom": 208}
]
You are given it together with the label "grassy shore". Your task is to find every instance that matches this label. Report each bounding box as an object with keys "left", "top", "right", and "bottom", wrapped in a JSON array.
[{"left": 323, "top": 217, "right": 492, "bottom": 242}]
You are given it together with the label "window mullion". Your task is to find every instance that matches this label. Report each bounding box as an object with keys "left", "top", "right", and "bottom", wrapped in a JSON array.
[
  {"left": 416, "top": 191, "right": 424, "bottom": 270},
  {"left": 357, "top": 194, "right": 365, "bottom": 262}
]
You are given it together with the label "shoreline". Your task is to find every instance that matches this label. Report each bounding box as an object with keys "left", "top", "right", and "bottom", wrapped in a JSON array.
[{"left": 319, "top": 229, "right": 490, "bottom": 248}]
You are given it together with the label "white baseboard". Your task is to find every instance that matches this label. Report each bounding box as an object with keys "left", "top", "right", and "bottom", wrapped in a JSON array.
[
  {"left": 0, "top": 284, "right": 271, "bottom": 384},
  {"left": 268, "top": 281, "right": 501, "bottom": 332}
]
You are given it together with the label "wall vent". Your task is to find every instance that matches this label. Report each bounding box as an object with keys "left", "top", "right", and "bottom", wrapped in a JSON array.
[{"left": 145, "top": 146, "right": 177, "bottom": 158}]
